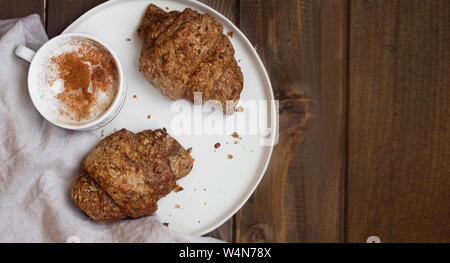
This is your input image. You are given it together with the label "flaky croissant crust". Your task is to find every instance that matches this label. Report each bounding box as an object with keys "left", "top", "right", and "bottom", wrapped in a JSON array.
[{"left": 71, "top": 129, "right": 193, "bottom": 223}]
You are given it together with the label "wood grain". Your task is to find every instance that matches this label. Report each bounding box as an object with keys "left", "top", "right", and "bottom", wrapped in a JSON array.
[
  {"left": 198, "top": 0, "right": 239, "bottom": 25},
  {"left": 347, "top": 0, "right": 450, "bottom": 242},
  {"left": 46, "top": 0, "right": 107, "bottom": 37},
  {"left": 0, "top": 0, "right": 44, "bottom": 23},
  {"left": 235, "top": 0, "right": 346, "bottom": 242}
]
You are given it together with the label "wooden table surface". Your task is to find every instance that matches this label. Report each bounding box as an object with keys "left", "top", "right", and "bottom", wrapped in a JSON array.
[{"left": 1, "top": 0, "right": 449, "bottom": 242}]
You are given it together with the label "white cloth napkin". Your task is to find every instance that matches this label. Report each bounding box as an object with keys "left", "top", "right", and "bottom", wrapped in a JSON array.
[{"left": 0, "top": 14, "right": 218, "bottom": 243}]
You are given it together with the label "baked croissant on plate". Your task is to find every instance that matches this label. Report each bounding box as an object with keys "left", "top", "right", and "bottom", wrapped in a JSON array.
[
  {"left": 137, "top": 4, "right": 243, "bottom": 114},
  {"left": 71, "top": 128, "right": 194, "bottom": 223}
]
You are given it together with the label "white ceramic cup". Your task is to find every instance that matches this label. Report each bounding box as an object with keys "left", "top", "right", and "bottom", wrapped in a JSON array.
[{"left": 15, "top": 32, "right": 126, "bottom": 131}]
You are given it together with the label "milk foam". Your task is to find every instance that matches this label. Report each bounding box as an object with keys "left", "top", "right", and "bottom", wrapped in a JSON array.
[{"left": 37, "top": 39, "right": 118, "bottom": 125}]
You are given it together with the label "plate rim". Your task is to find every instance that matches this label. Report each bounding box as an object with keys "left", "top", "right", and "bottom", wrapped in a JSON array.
[{"left": 62, "top": 0, "right": 277, "bottom": 236}]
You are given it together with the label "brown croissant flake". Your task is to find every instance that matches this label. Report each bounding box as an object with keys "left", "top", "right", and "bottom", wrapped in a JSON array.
[
  {"left": 70, "top": 128, "right": 194, "bottom": 223},
  {"left": 138, "top": 4, "right": 243, "bottom": 114}
]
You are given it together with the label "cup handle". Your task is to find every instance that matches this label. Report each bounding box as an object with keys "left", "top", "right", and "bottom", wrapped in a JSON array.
[{"left": 15, "top": 45, "right": 36, "bottom": 63}]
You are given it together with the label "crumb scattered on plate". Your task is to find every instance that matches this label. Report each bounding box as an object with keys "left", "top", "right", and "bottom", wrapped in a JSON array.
[
  {"left": 197, "top": 220, "right": 201, "bottom": 224},
  {"left": 228, "top": 154, "right": 233, "bottom": 159},
  {"left": 165, "top": 6, "right": 169, "bottom": 10},
  {"left": 236, "top": 106, "right": 244, "bottom": 112},
  {"left": 204, "top": 202, "right": 207, "bottom": 206},
  {"left": 174, "top": 184, "right": 184, "bottom": 192},
  {"left": 133, "top": 94, "right": 137, "bottom": 99},
  {"left": 147, "top": 114, "right": 151, "bottom": 119},
  {"left": 214, "top": 142, "right": 221, "bottom": 149},
  {"left": 227, "top": 31, "right": 234, "bottom": 38},
  {"left": 174, "top": 204, "right": 181, "bottom": 209},
  {"left": 234, "top": 141, "right": 238, "bottom": 144},
  {"left": 125, "top": 38, "right": 131, "bottom": 42},
  {"left": 162, "top": 222, "right": 169, "bottom": 227},
  {"left": 101, "top": 130, "right": 104, "bottom": 137},
  {"left": 231, "top": 132, "right": 239, "bottom": 138}
]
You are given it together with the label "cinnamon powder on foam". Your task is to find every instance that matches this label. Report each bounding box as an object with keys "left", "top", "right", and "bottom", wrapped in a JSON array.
[{"left": 47, "top": 40, "right": 118, "bottom": 122}]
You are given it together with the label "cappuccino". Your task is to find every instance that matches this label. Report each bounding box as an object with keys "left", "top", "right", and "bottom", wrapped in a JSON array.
[{"left": 38, "top": 38, "right": 119, "bottom": 125}]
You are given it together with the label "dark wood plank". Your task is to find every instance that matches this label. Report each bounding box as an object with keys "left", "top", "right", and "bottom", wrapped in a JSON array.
[
  {"left": 46, "top": 0, "right": 107, "bottom": 37},
  {"left": 235, "top": 0, "right": 347, "bottom": 242},
  {"left": 198, "top": 0, "right": 239, "bottom": 25},
  {"left": 203, "top": 217, "right": 234, "bottom": 242},
  {"left": 0, "top": 0, "right": 44, "bottom": 23},
  {"left": 197, "top": 0, "right": 239, "bottom": 242},
  {"left": 347, "top": 0, "right": 450, "bottom": 242}
]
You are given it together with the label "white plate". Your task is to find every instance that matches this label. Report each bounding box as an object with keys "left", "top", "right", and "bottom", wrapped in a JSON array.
[{"left": 63, "top": 0, "right": 276, "bottom": 236}]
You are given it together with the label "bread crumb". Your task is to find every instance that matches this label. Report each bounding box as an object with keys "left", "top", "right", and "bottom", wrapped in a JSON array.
[
  {"left": 162, "top": 222, "right": 169, "bottom": 227},
  {"left": 174, "top": 204, "right": 181, "bottom": 209},
  {"left": 214, "top": 142, "right": 221, "bottom": 149},
  {"left": 234, "top": 141, "right": 238, "bottom": 144},
  {"left": 147, "top": 114, "right": 151, "bottom": 119},
  {"left": 197, "top": 220, "right": 201, "bottom": 224},
  {"left": 203, "top": 188, "right": 206, "bottom": 191},
  {"left": 227, "top": 31, "right": 234, "bottom": 38},
  {"left": 133, "top": 94, "right": 137, "bottom": 99},
  {"left": 236, "top": 106, "right": 244, "bottom": 112},
  {"left": 228, "top": 154, "right": 233, "bottom": 159},
  {"left": 165, "top": 6, "right": 169, "bottom": 10},
  {"left": 214, "top": 150, "right": 216, "bottom": 152},
  {"left": 174, "top": 184, "right": 184, "bottom": 193},
  {"left": 231, "top": 132, "right": 239, "bottom": 138},
  {"left": 204, "top": 202, "right": 207, "bottom": 206},
  {"left": 100, "top": 130, "right": 104, "bottom": 137},
  {"left": 125, "top": 38, "right": 131, "bottom": 42}
]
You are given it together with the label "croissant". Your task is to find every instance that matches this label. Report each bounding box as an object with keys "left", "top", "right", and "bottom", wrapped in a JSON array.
[
  {"left": 137, "top": 4, "right": 244, "bottom": 114},
  {"left": 70, "top": 129, "right": 194, "bottom": 223}
]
